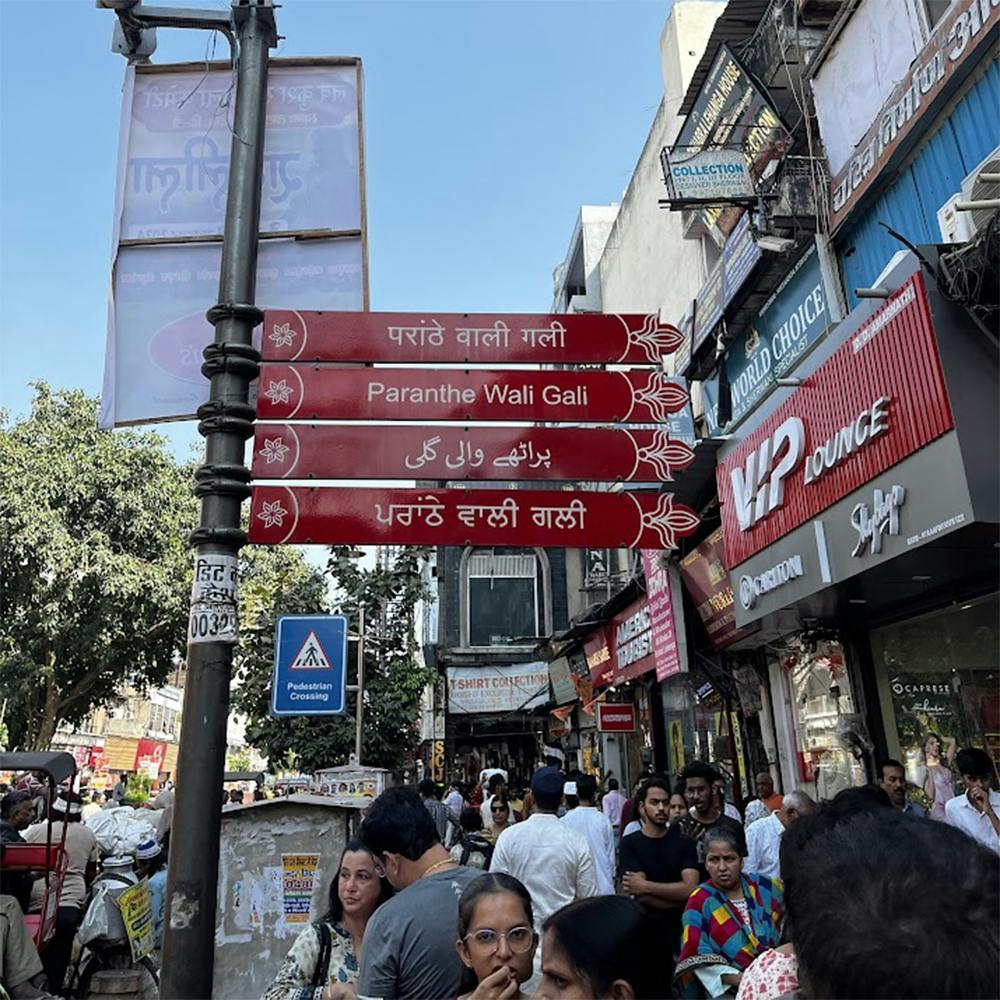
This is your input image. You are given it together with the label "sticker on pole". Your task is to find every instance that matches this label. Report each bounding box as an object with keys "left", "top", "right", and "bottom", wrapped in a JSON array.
[
  {"left": 272, "top": 615, "right": 348, "bottom": 716},
  {"left": 188, "top": 553, "right": 239, "bottom": 645}
]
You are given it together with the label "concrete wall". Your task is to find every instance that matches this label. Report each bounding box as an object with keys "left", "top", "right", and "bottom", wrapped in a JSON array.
[
  {"left": 212, "top": 797, "right": 357, "bottom": 1000},
  {"left": 599, "top": 1, "right": 724, "bottom": 326}
]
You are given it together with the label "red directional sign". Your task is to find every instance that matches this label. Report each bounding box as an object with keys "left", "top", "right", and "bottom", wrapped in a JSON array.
[
  {"left": 249, "top": 486, "right": 700, "bottom": 549},
  {"left": 257, "top": 366, "right": 690, "bottom": 423},
  {"left": 251, "top": 423, "right": 697, "bottom": 482},
  {"left": 262, "top": 310, "right": 683, "bottom": 365}
]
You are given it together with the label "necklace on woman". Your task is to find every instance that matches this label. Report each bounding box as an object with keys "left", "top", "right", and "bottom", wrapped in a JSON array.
[{"left": 421, "top": 857, "right": 458, "bottom": 879}]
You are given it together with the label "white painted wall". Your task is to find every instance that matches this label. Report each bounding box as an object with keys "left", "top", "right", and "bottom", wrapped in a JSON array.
[
  {"left": 598, "top": 1, "right": 723, "bottom": 328},
  {"left": 811, "top": 0, "right": 919, "bottom": 174}
]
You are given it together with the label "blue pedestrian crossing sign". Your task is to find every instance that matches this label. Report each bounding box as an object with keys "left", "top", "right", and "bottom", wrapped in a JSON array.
[{"left": 271, "top": 615, "right": 348, "bottom": 716}]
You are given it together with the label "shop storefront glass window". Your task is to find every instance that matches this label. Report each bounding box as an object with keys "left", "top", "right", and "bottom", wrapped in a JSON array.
[
  {"left": 782, "top": 639, "right": 867, "bottom": 800},
  {"left": 871, "top": 594, "right": 999, "bottom": 818},
  {"left": 463, "top": 548, "right": 549, "bottom": 648}
]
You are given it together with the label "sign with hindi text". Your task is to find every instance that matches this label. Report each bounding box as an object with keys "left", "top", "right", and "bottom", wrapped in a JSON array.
[{"left": 263, "top": 310, "right": 683, "bottom": 365}]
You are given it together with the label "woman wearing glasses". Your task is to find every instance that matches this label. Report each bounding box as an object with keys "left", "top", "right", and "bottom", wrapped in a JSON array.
[{"left": 456, "top": 873, "right": 537, "bottom": 1000}]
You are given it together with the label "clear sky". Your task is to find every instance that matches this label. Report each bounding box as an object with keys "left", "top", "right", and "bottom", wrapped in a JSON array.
[{"left": 1, "top": 0, "right": 675, "bottom": 453}]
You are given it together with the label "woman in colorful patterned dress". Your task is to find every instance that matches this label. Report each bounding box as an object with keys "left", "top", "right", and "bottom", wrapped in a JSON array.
[
  {"left": 263, "top": 838, "right": 393, "bottom": 1000},
  {"left": 674, "top": 828, "right": 785, "bottom": 998}
]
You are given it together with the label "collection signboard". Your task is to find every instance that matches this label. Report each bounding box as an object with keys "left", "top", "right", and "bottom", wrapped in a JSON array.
[{"left": 669, "top": 44, "right": 791, "bottom": 244}]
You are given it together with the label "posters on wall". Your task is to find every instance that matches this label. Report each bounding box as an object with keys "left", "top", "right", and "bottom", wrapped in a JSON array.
[{"left": 281, "top": 853, "right": 321, "bottom": 924}]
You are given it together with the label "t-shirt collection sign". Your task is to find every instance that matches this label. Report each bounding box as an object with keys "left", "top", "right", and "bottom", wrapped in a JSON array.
[{"left": 249, "top": 310, "right": 701, "bottom": 549}]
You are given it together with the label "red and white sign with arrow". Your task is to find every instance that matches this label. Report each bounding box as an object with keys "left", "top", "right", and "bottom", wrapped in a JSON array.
[
  {"left": 252, "top": 424, "right": 696, "bottom": 482},
  {"left": 263, "top": 309, "right": 683, "bottom": 365},
  {"left": 249, "top": 486, "right": 700, "bottom": 550},
  {"left": 257, "top": 366, "right": 691, "bottom": 424}
]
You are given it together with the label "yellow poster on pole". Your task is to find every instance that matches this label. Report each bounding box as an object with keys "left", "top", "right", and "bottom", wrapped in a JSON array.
[{"left": 118, "top": 879, "right": 154, "bottom": 961}]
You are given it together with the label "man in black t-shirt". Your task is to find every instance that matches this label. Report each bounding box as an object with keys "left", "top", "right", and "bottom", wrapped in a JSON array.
[{"left": 619, "top": 777, "right": 700, "bottom": 962}]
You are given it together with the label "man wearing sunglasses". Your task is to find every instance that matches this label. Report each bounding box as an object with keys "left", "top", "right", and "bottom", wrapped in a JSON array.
[{"left": 356, "top": 785, "right": 481, "bottom": 1000}]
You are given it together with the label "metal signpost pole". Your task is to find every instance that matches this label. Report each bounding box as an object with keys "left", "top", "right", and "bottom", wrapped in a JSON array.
[
  {"left": 355, "top": 606, "right": 365, "bottom": 762},
  {"left": 159, "top": 4, "right": 277, "bottom": 996}
]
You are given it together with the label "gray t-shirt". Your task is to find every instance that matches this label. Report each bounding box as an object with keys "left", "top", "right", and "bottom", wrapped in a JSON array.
[{"left": 357, "top": 865, "right": 481, "bottom": 1000}]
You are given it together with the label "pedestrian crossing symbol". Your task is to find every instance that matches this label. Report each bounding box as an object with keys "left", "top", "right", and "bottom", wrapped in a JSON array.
[
  {"left": 272, "top": 615, "right": 348, "bottom": 716},
  {"left": 290, "top": 631, "right": 331, "bottom": 670}
]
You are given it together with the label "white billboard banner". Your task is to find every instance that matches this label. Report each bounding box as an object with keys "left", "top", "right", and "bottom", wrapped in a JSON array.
[
  {"left": 668, "top": 148, "right": 754, "bottom": 201},
  {"left": 102, "top": 59, "right": 366, "bottom": 428},
  {"left": 447, "top": 663, "right": 550, "bottom": 715},
  {"left": 104, "top": 238, "right": 363, "bottom": 426}
]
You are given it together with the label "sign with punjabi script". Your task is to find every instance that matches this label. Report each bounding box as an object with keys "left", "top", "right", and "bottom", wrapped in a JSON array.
[
  {"left": 102, "top": 59, "right": 367, "bottom": 428},
  {"left": 251, "top": 423, "right": 696, "bottom": 483},
  {"left": 262, "top": 310, "right": 683, "bottom": 364},
  {"left": 447, "top": 663, "right": 550, "bottom": 714},
  {"left": 256, "top": 366, "right": 691, "bottom": 424},
  {"left": 248, "top": 486, "right": 700, "bottom": 550}
]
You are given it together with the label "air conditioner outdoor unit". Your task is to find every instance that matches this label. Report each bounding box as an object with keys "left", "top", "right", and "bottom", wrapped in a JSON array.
[
  {"left": 938, "top": 145, "right": 1000, "bottom": 242},
  {"left": 938, "top": 194, "right": 976, "bottom": 243}
]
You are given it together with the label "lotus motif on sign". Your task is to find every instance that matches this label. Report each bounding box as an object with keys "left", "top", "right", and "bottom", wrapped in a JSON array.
[{"left": 626, "top": 314, "right": 685, "bottom": 363}]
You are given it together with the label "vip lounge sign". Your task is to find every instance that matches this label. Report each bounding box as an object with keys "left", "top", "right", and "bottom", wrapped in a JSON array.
[
  {"left": 716, "top": 274, "right": 954, "bottom": 568},
  {"left": 249, "top": 310, "right": 702, "bottom": 550}
]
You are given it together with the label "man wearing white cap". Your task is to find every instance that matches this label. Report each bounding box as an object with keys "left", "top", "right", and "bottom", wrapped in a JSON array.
[
  {"left": 24, "top": 791, "right": 98, "bottom": 992},
  {"left": 134, "top": 839, "right": 168, "bottom": 948}
]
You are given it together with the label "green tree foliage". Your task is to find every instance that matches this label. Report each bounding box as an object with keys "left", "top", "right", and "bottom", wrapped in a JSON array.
[
  {"left": 0, "top": 385, "right": 197, "bottom": 750},
  {"left": 234, "top": 546, "right": 434, "bottom": 773}
]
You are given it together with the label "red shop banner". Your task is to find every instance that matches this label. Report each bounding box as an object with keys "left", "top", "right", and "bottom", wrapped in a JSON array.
[
  {"left": 716, "top": 274, "right": 953, "bottom": 568},
  {"left": 249, "top": 486, "right": 700, "bottom": 550},
  {"left": 251, "top": 423, "right": 696, "bottom": 483},
  {"left": 256, "top": 365, "right": 691, "bottom": 424},
  {"left": 134, "top": 739, "right": 167, "bottom": 775},
  {"left": 262, "top": 309, "right": 683, "bottom": 365},
  {"left": 583, "top": 628, "right": 614, "bottom": 688},
  {"left": 597, "top": 703, "right": 637, "bottom": 733},
  {"left": 641, "top": 550, "right": 683, "bottom": 681},
  {"left": 679, "top": 527, "right": 755, "bottom": 650}
]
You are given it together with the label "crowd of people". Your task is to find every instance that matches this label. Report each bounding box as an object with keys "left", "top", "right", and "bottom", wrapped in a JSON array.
[
  {"left": 2, "top": 747, "right": 999, "bottom": 998},
  {"left": 261, "top": 751, "right": 998, "bottom": 1000}
]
